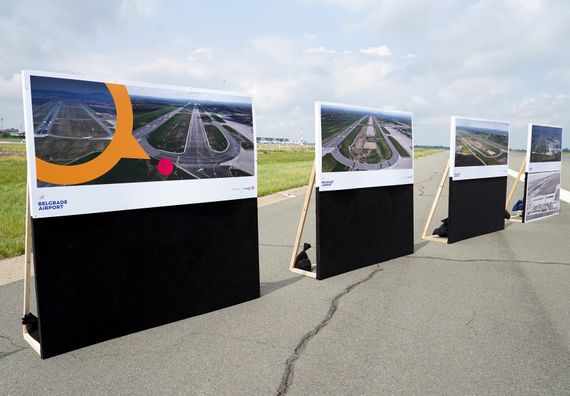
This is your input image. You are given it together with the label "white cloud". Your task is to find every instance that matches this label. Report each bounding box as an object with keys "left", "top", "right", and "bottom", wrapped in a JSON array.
[
  {"left": 188, "top": 47, "right": 214, "bottom": 61},
  {"left": 119, "top": 0, "right": 160, "bottom": 17},
  {"left": 360, "top": 45, "right": 391, "bottom": 56},
  {"left": 305, "top": 46, "right": 336, "bottom": 54}
]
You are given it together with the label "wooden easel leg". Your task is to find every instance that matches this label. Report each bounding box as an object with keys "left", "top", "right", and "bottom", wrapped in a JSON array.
[
  {"left": 506, "top": 158, "right": 526, "bottom": 210},
  {"left": 22, "top": 188, "right": 41, "bottom": 355},
  {"left": 289, "top": 161, "right": 317, "bottom": 278},
  {"left": 421, "top": 159, "right": 450, "bottom": 242}
]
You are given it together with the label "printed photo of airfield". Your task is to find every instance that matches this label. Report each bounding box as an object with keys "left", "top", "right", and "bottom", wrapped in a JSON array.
[
  {"left": 129, "top": 85, "right": 254, "bottom": 179},
  {"left": 320, "top": 104, "right": 413, "bottom": 173},
  {"left": 31, "top": 76, "right": 116, "bottom": 169},
  {"left": 530, "top": 125, "right": 562, "bottom": 163},
  {"left": 525, "top": 171, "right": 561, "bottom": 222},
  {"left": 30, "top": 76, "right": 254, "bottom": 186},
  {"left": 454, "top": 118, "right": 509, "bottom": 167}
]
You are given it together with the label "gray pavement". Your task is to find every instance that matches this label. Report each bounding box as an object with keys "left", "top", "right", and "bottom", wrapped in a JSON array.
[{"left": 1, "top": 151, "right": 570, "bottom": 394}]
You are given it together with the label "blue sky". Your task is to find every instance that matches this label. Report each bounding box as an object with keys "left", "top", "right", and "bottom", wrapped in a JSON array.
[{"left": 1, "top": 0, "right": 569, "bottom": 148}]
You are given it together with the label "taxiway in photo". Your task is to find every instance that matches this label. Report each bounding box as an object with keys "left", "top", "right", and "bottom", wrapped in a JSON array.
[{"left": 320, "top": 104, "right": 413, "bottom": 173}]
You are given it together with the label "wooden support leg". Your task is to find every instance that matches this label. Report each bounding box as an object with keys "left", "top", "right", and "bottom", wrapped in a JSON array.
[
  {"left": 289, "top": 161, "right": 317, "bottom": 278},
  {"left": 506, "top": 157, "right": 526, "bottom": 210},
  {"left": 421, "top": 159, "right": 450, "bottom": 243},
  {"left": 22, "top": 188, "right": 41, "bottom": 355}
]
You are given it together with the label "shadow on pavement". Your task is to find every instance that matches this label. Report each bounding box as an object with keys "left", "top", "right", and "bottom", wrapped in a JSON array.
[{"left": 260, "top": 275, "right": 304, "bottom": 296}]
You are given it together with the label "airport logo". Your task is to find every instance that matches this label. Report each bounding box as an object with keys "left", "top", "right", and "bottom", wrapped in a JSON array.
[
  {"left": 243, "top": 185, "right": 256, "bottom": 191},
  {"left": 37, "top": 197, "right": 68, "bottom": 211},
  {"left": 321, "top": 180, "right": 334, "bottom": 187}
]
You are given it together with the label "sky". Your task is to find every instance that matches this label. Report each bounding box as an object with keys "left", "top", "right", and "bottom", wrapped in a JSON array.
[{"left": 1, "top": 0, "right": 569, "bottom": 148}]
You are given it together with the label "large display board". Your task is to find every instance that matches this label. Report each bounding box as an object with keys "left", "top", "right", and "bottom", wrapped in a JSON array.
[
  {"left": 21, "top": 71, "right": 260, "bottom": 358},
  {"left": 22, "top": 70, "right": 257, "bottom": 218},
  {"left": 525, "top": 124, "right": 562, "bottom": 173},
  {"left": 450, "top": 116, "right": 510, "bottom": 181},
  {"left": 316, "top": 102, "right": 413, "bottom": 192}
]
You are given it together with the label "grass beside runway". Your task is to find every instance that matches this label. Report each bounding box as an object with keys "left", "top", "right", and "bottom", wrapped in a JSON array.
[
  {"left": 414, "top": 147, "right": 446, "bottom": 158},
  {"left": 257, "top": 145, "right": 314, "bottom": 196},
  {"left": 0, "top": 144, "right": 26, "bottom": 259}
]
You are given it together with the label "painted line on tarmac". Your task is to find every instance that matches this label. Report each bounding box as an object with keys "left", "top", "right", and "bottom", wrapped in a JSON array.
[{"left": 508, "top": 168, "right": 570, "bottom": 203}]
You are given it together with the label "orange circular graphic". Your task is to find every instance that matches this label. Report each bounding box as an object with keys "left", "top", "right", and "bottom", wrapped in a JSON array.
[{"left": 35, "top": 83, "right": 150, "bottom": 185}]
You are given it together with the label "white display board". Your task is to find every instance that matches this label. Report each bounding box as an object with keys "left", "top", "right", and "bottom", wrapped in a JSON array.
[
  {"left": 22, "top": 70, "right": 257, "bottom": 218},
  {"left": 450, "top": 116, "right": 510, "bottom": 181},
  {"left": 524, "top": 171, "right": 561, "bottom": 222},
  {"left": 525, "top": 123, "right": 563, "bottom": 173},
  {"left": 315, "top": 101, "right": 413, "bottom": 192}
]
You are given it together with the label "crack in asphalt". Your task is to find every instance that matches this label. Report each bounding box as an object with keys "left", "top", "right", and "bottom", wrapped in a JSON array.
[
  {"left": 0, "top": 334, "right": 26, "bottom": 350},
  {"left": 0, "top": 334, "right": 27, "bottom": 360},
  {"left": 275, "top": 265, "right": 383, "bottom": 395},
  {"left": 410, "top": 256, "right": 570, "bottom": 267}
]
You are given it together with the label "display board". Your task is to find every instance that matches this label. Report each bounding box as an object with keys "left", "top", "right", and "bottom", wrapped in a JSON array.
[
  {"left": 31, "top": 199, "right": 260, "bottom": 358},
  {"left": 21, "top": 71, "right": 260, "bottom": 358},
  {"left": 316, "top": 185, "right": 414, "bottom": 279},
  {"left": 316, "top": 102, "right": 413, "bottom": 192},
  {"left": 525, "top": 124, "right": 562, "bottom": 173},
  {"left": 311, "top": 101, "right": 414, "bottom": 279},
  {"left": 22, "top": 70, "right": 257, "bottom": 218},
  {"left": 448, "top": 176, "right": 507, "bottom": 243},
  {"left": 450, "top": 116, "right": 510, "bottom": 181},
  {"left": 524, "top": 171, "right": 561, "bottom": 222}
]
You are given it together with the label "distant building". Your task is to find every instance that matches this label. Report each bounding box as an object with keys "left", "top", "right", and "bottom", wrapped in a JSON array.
[
  {"left": 257, "top": 137, "right": 290, "bottom": 144},
  {"left": 0, "top": 128, "right": 23, "bottom": 138}
]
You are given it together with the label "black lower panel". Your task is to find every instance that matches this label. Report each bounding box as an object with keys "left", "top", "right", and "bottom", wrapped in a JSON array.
[
  {"left": 316, "top": 185, "right": 414, "bottom": 280},
  {"left": 448, "top": 177, "right": 507, "bottom": 243},
  {"left": 32, "top": 198, "right": 260, "bottom": 358}
]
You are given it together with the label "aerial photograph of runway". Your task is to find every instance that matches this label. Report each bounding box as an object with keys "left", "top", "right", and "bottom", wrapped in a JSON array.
[
  {"left": 31, "top": 76, "right": 117, "bottom": 170},
  {"left": 129, "top": 86, "right": 255, "bottom": 180},
  {"left": 530, "top": 125, "right": 562, "bottom": 163},
  {"left": 30, "top": 76, "right": 255, "bottom": 186},
  {"left": 454, "top": 118, "right": 509, "bottom": 167},
  {"left": 320, "top": 104, "right": 412, "bottom": 173},
  {"left": 525, "top": 171, "right": 561, "bottom": 222}
]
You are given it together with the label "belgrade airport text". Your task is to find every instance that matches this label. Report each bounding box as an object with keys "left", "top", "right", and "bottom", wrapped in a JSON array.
[{"left": 37, "top": 200, "right": 68, "bottom": 211}]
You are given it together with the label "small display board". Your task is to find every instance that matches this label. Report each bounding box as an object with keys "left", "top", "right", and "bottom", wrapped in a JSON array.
[
  {"left": 316, "top": 101, "right": 413, "bottom": 191},
  {"left": 22, "top": 70, "right": 257, "bottom": 218},
  {"left": 21, "top": 71, "right": 260, "bottom": 358},
  {"left": 521, "top": 123, "right": 563, "bottom": 223},
  {"left": 524, "top": 171, "right": 562, "bottom": 222},
  {"left": 450, "top": 116, "right": 510, "bottom": 181},
  {"left": 307, "top": 101, "right": 414, "bottom": 279},
  {"left": 445, "top": 116, "right": 510, "bottom": 243},
  {"left": 525, "top": 124, "right": 562, "bottom": 173}
]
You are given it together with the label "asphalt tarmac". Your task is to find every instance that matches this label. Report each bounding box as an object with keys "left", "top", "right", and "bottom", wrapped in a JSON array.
[{"left": 1, "top": 151, "right": 569, "bottom": 395}]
